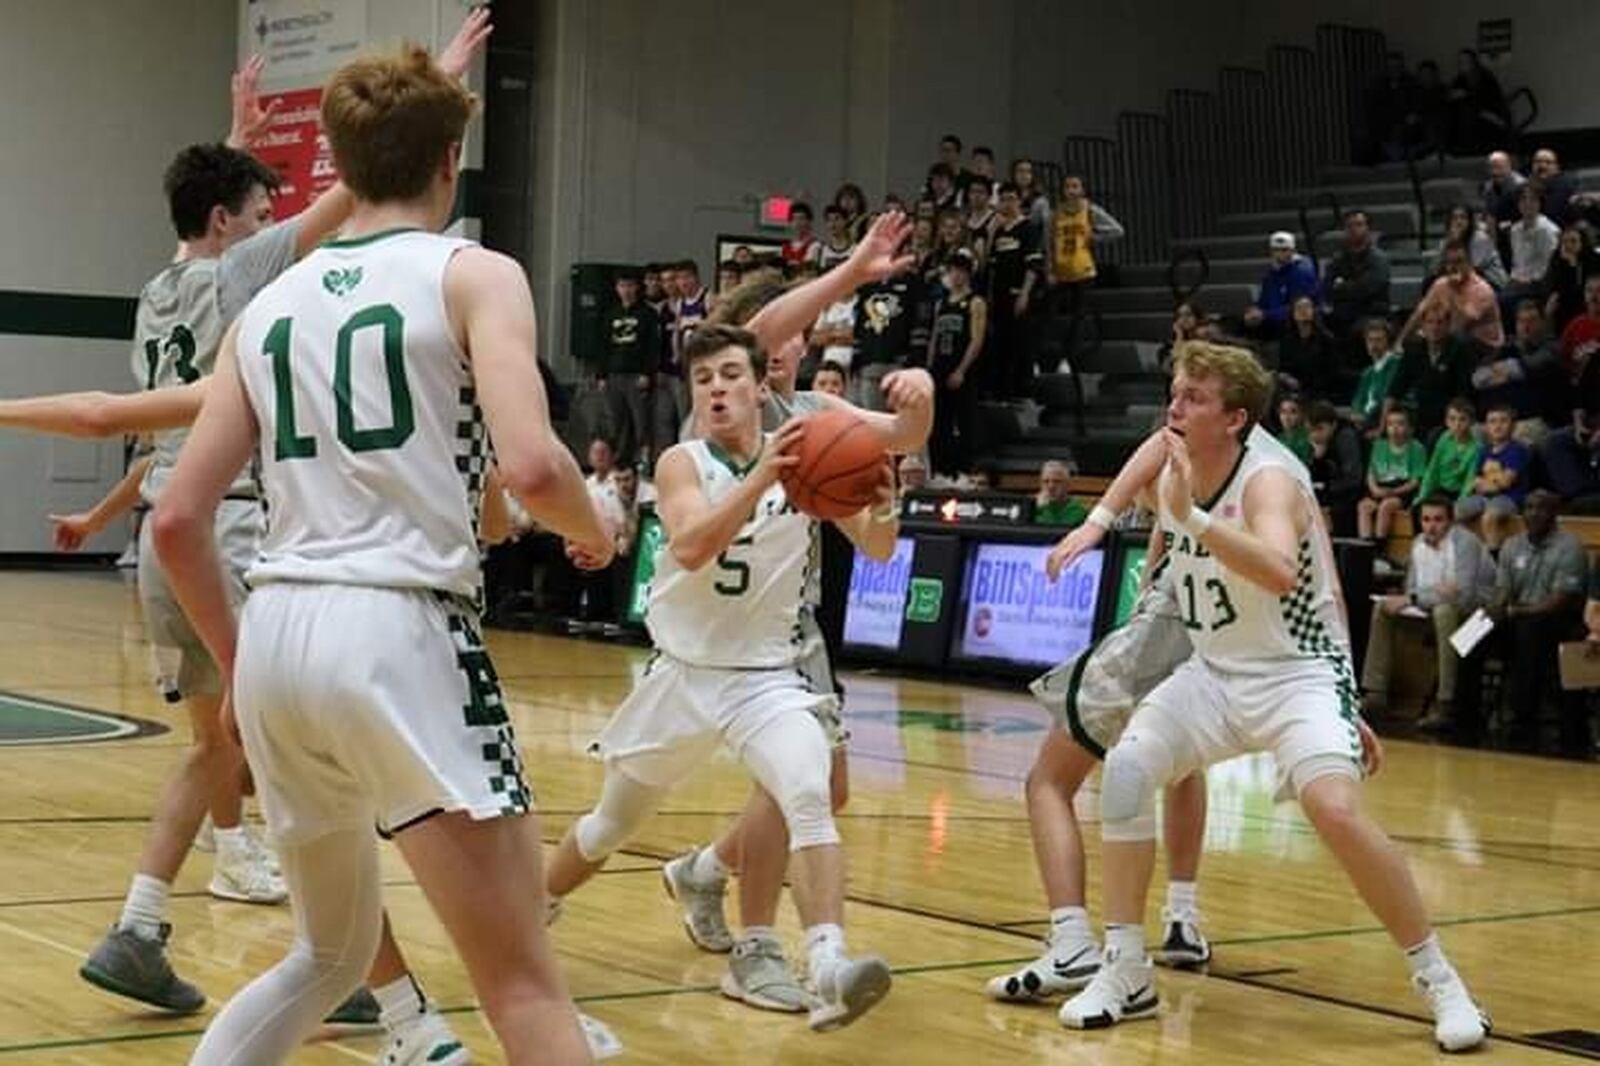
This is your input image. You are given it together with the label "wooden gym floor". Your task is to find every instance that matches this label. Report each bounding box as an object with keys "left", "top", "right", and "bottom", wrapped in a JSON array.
[{"left": 0, "top": 569, "right": 1596, "bottom": 1064}]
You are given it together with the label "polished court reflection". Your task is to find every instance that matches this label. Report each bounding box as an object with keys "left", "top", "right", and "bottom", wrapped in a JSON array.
[{"left": 0, "top": 571, "right": 1593, "bottom": 1063}]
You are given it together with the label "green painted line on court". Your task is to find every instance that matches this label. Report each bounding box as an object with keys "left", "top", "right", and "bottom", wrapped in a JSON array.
[{"left": 0, "top": 691, "right": 164, "bottom": 746}]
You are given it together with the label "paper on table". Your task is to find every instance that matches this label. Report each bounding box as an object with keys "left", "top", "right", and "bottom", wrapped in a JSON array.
[
  {"left": 1449, "top": 608, "right": 1494, "bottom": 657},
  {"left": 1557, "top": 641, "right": 1600, "bottom": 690}
]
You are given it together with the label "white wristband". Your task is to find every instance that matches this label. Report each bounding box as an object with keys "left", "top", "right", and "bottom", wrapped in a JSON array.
[
  {"left": 1180, "top": 508, "right": 1212, "bottom": 539},
  {"left": 1086, "top": 504, "right": 1116, "bottom": 531}
]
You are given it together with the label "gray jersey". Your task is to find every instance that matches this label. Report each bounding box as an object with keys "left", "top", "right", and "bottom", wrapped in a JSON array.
[{"left": 132, "top": 220, "right": 299, "bottom": 503}]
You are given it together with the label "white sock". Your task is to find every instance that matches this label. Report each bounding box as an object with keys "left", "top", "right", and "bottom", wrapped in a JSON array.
[
  {"left": 214, "top": 825, "right": 247, "bottom": 856},
  {"left": 689, "top": 844, "right": 730, "bottom": 885},
  {"left": 1404, "top": 932, "right": 1448, "bottom": 977},
  {"left": 1166, "top": 881, "right": 1198, "bottom": 914},
  {"left": 741, "top": 924, "right": 780, "bottom": 946},
  {"left": 804, "top": 922, "right": 846, "bottom": 979},
  {"left": 1105, "top": 923, "right": 1146, "bottom": 961},
  {"left": 118, "top": 874, "right": 170, "bottom": 940},
  {"left": 1048, "top": 906, "right": 1092, "bottom": 947},
  {"left": 374, "top": 974, "right": 428, "bottom": 1033}
]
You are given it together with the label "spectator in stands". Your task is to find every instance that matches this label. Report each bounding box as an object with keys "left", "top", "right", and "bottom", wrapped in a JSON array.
[
  {"left": 1047, "top": 174, "right": 1122, "bottom": 306},
  {"left": 897, "top": 454, "right": 929, "bottom": 496},
  {"left": 643, "top": 263, "right": 669, "bottom": 309},
  {"left": 1158, "top": 301, "right": 1208, "bottom": 371},
  {"left": 937, "top": 133, "right": 963, "bottom": 178},
  {"left": 1482, "top": 490, "right": 1590, "bottom": 754},
  {"left": 1419, "top": 397, "right": 1482, "bottom": 501},
  {"left": 1363, "top": 52, "right": 1421, "bottom": 163},
  {"left": 833, "top": 183, "right": 870, "bottom": 243},
  {"left": 1351, "top": 317, "right": 1403, "bottom": 435},
  {"left": 810, "top": 290, "right": 857, "bottom": 380},
  {"left": 934, "top": 207, "right": 968, "bottom": 263},
  {"left": 988, "top": 181, "right": 1044, "bottom": 397},
  {"left": 1276, "top": 393, "right": 1313, "bottom": 468},
  {"left": 1361, "top": 495, "right": 1495, "bottom": 729},
  {"left": 853, "top": 271, "right": 916, "bottom": 410},
  {"left": 1010, "top": 158, "right": 1051, "bottom": 228},
  {"left": 1402, "top": 240, "right": 1505, "bottom": 350},
  {"left": 1323, "top": 208, "right": 1392, "bottom": 350},
  {"left": 1448, "top": 50, "right": 1510, "bottom": 156},
  {"left": 1391, "top": 305, "right": 1476, "bottom": 437},
  {"left": 1481, "top": 150, "right": 1526, "bottom": 232},
  {"left": 1359, "top": 407, "right": 1426, "bottom": 541},
  {"left": 1504, "top": 184, "right": 1561, "bottom": 314},
  {"left": 714, "top": 260, "right": 741, "bottom": 302},
  {"left": 1588, "top": 558, "right": 1600, "bottom": 645},
  {"left": 782, "top": 202, "right": 821, "bottom": 268},
  {"left": 967, "top": 145, "right": 998, "bottom": 200},
  {"left": 1542, "top": 223, "right": 1600, "bottom": 332},
  {"left": 927, "top": 164, "right": 960, "bottom": 214},
  {"left": 818, "top": 204, "right": 855, "bottom": 272},
  {"left": 1034, "top": 459, "right": 1087, "bottom": 527},
  {"left": 928, "top": 249, "right": 987, "bottom": 477},
  {"left": 1559, "top": 274, "right": 1600, "bottom": 386},
  {"left": 964, "top": 180, "right": 995, "bottom": 280},
  {"left": 812, "top": 360, "right": 848, "bottom": 398},
  {"left": 1277, "top": 296, "right": 1341, "bottom": 401},
  {"left": 601, "top": 268, "right": 660, "bottom": 461},
  {"left": 1242, "top": 232, "right": 1318, "bottom": 340},
  {"left": 1307, "top": 400, "right": 1365, "bottom": 537},
  {"left": 1529, "top": 148, "right": 1578, "bottom": 224},
  {"left": 1476, "top": 300, "right": 1561, "bottom": 441},
  {"left": 1456, "top": 403, "right": 1529, "bottom": 548},
  {"left": 1542, "top": 395, "right": 1600, "bottom": 514},
  {"left": 1436, "top": 203, "right": 1507, "bottom": 290}
]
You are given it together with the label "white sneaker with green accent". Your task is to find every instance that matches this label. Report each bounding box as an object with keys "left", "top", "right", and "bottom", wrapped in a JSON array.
[{"left": 380, "top": 1010, "right": 469, "bottom": 1066}]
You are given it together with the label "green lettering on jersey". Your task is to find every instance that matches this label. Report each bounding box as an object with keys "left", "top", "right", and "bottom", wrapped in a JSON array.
[
  {"left": 143, "top": 323, "right": 199, "bottom": 388},
  {"left": 263, "top": 316, "right": 318, "bottom": 460},
  {"left": 334, "top": 304, "right": 414, "bottom": 452}
]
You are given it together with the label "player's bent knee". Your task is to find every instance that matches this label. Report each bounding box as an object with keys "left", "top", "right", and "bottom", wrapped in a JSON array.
[
  {"left": 1100, "top": 741, "right": 1162, "bottom": 843},
  {"left": 574, "top": 771, "right": 662, "bottom": 862}
]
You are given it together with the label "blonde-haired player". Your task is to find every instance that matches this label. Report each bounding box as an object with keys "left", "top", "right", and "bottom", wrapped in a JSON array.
[
  {"left": 1057, "top": 342, "right": 1488, "bottom": 1052},
  {"left": 154, "top": 43, "right": 610, "bottom": 1064}
]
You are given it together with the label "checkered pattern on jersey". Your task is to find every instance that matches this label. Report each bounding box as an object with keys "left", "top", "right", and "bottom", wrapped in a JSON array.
[
  {"left": 1279, "top": 540, "right": 1362, "bottom": 748},
  {"left": 445, "top": 600, "right": 533, "bottom": 816},
  {"left": 455, "top": 386, "right": 489, "bottom": 533}
]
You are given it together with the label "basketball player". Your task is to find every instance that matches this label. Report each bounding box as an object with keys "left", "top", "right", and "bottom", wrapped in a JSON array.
[
  {"left": 546, "top": 323, "right": 898, "bottom": 1032},
  {"left": 988, "top": 423, "right": 1386, "bottom": 1003},
  {"left": 658, "top": 250, "right": 932, "bottom": 1012},
  {"left": 152, "top": 42, "right": 610, "bottom": 1065},
  {"left": 1055, "top": 342, "right": 1487, "bottom": 1052}
]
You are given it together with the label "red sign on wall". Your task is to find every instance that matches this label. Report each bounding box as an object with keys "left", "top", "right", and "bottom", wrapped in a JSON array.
[{"left": 250, "top": 87, "right": 337, "bottom": 218}]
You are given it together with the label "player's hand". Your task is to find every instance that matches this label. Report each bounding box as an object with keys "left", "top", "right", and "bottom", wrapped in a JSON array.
[
  {"left": 1160, "top": 428, "right": 1195, "bottom": 523},
  {"left": 945, "top": 369, "right": 965, "bottom": 390},
  {"left": 1357, "top": 718, "right": 1385, "bottom": 776},
  {"left": 844, "top": 211, "right": 916, "bottom": 284},
  {"left": 754, "top": 419, "right": 805, "bottom": 490},
  {"left": 566, "top": 538, "right": 614, "bottom": 571},
  {"left": 227, "top": 55, "right": 280, "bottom": 149},
  {"left": 1046, "top": 522, "right": 1105, "bottom": 581},
  {"left": 437, "top": 5, "right": 494, "bottom": 80},
  {"left": 47, "top": 512, "right": 98, "bottom": 552},
  {"left": 881, "top": 367, "right": 933, "bottom": 414}
]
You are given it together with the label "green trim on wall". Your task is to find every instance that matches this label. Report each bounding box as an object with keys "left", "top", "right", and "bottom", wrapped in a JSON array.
[{"left": 0, "top": 290, "right": 137, "bottom": 341}]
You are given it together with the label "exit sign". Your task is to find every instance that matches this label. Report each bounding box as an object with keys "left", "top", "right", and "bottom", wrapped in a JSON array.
[{"left": 759, "top": 196, "right": 793, "bottom": 228}]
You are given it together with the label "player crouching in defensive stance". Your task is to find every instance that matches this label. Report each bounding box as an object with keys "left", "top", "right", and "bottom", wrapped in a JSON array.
[
  {"left": 1056, "top": 342, "right": 1488, "bottom": 1052},
  {"left": 546, "top": 323, "right": 899, "bottom": 1031}
]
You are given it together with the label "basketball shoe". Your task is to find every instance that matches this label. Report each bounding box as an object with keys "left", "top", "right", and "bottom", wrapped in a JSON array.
[
  {"left": 209, "top": 831, "right": 287, "bottom": 904},
  {"left": 721, "top": 935, "right": 808, "bottom": 1012},
  {"left": 985, "top": 936, "right": 1102, "bottom": 1001},
  {"left": 809, "top": 954, "right": 892, "bottom": 1032},
  {"left": 1413, "top": 963, "right": 1490, "bottom": 1052},
  {"left": 661, "top": 848, "right": 734, "bottom": 952},
  {"left": 1058, "top": 945, "right": 1158, "bottom": 1029},
  {"left": 380, "top": 1010, "right": 469, "bottom": 1066},
  {"left": 1154, "top": 905, "right": 1211, "bottom": 969},
  {"left": 79, "top": 922, "right": 206, "bottom": 1013}
]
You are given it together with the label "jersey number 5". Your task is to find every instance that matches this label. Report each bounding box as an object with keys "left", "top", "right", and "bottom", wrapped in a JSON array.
[
  {"left": 1179, "top": 573, "right": 1238, "bottom": 631},
  {"left": 714, "top": 535, "right": 754, "bottom": 596},
  {"left": 262, "top": 303, "right": 415, "bottom": 461}
]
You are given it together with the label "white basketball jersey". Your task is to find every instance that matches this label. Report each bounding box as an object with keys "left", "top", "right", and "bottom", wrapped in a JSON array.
[
  {"left": 235, "top": 229, "right": 485, "bottom": 598},
  {"left": 646, "top": 437, "right": 816, "bottom": 668},
  {"left": 1155, "top": 424, "right": 1349, "bottom": 675}
]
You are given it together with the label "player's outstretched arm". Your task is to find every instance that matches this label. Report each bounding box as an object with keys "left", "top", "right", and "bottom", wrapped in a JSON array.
[
  {"left": 656, "top": 421, "right": 801, "bottom": 571},
  {"left": 813, "top": 367, "right": 934, "bottom": 454},
  {"left": 150, "top": 324, "right": 259, "bottom": 675},
  {"left": 1164, "top": 431, "right": 1300, "bottom": 595},
  {"left": 0, "top": 382, "right": 208, "bottom": 439},
  {"left": 48, "top": 455, "right": 153, "bottom": 551},
  {"left": 447, "top": 247, "right": 611, "bottom": 562},
  {"left": 831, "top": 461, "right": 899, "bottom": 561},
  {"left": 226, "top": 55, "right": 280, "bottom": 149},
  {"left": 1045, "top": 428, "right": 1169, "bottom": 580},
  {"left": 744, "top": 211, "right": 915, "bottom": 356}
]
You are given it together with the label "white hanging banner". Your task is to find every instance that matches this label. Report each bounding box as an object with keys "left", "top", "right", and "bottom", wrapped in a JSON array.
[{"left": 243, "top": 0, "right": 368, "bottom": 82}]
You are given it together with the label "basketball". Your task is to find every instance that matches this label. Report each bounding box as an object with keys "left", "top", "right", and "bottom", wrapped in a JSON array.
[{"left": 779, "top": 408, "right": 887, "bottom": 521}]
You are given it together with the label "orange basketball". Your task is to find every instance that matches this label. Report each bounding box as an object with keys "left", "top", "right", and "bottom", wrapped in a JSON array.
[{"left": 779, "top": 408, "right": 887, "bottom": 521}]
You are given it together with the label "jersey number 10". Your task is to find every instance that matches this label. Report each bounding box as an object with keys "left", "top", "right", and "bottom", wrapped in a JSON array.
[{"left": 262, "top": 303, "right": 415, "bottom": 460}]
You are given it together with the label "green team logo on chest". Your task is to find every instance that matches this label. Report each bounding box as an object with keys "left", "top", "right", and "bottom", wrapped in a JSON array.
[{"left": 321, "top": 266, "right": 364, "bottom": 297}]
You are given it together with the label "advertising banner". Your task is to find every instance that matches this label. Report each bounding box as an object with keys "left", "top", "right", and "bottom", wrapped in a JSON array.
[
  {"left": 842, "top": 537, "right": 914, "bottom": 649},
  {"left": 956, "top": 543, "right": 1103, "bottom": 667}
]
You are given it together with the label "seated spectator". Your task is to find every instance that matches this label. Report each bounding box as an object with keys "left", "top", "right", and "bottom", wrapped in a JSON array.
[
  {"left": 1158, "top": 301, "right": 1207, "bottom": 370},
  {"left": 1322, "top": 208, "right": 1392, "bottom": 345},
  {"left": 1541, "top": 222, "right": 1600, "bottom": 332},
  {"left": 812, "top": 359, "right": 848, "bottom": 398},
  {"left": 1391, "top": 306, "right": 1477, "bottom": 438},
  {"left": 781, "top": 202, "right": 822, "bottom": 268},
  {"left": 1400, "top": 239, "right": 1505, "bottom": 350},
  {"left": 897, "top": 453, "right": 929, "bottom": 496},
  {"left": 852, "top": 272, "right": 916, "bottom": 410},
  {"left": 1503, "top": 184, "right": 1560, "bottom": 315},
  {"left": 584, "top": 437, "right": 620, "bottom": 508},
  {"left": 1456, "top": 403, "right": 1530, "bottom": 548},
  {"left": 1542, "top": 402, "right": 1600, "bottom": 514},
  {"left": 1276, "top": 296, "right": 1341, "bottom": 400},
  {"left": 1307, "top": 401, "right": 1365, "bottom": 536},
  {"left": 1559, "top": 274, "right": 1600, "bottom": 385},
  {"left": 1242, "top": 231, "right": 1319, "bottom": 340},
  {"left": 1350, "top": 317, "right": 1403, "bottom": 436},
  {"left": 834, "top": 182, "right": 870, "bottom": 242},
  {"left": 1276, "top": 394, "right": 1313, "bottom": 469},
  {"left": 1419, "top": 397, "right": 1482, "bottom": 501},
  {"left": 818, "top": 204, "right": 856, "bottom": 271},
  {"left": 1361, "top": 495, "right": 1495, "bottom": 729},
  {"left": 1034, "top": 460, "right": 1087, "bottom": 527},
  {"left": 1529, "top": 148, "right": 1578, "bottom": 224},
  {"left": 1476, "top": 490, "right": 1590, "bottom": 753},
  {"left": 1474, "top": 300, "right": 1562, "bottom": 441},
  {"left": 1434, "top": 203, "right": 1506, "bottom": 289},
  {"left": 1480, "top": 150, "right": 1526, "bottom": 233},
  {"left": 1359, "top": 407, "right": 1426, "bottom": 541}
]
